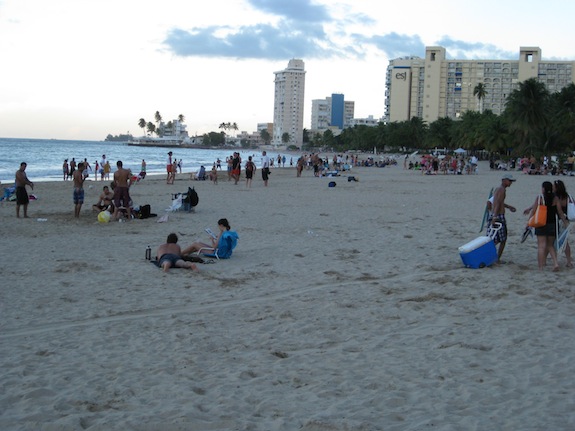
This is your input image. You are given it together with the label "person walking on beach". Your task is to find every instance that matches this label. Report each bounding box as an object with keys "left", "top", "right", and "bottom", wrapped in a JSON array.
[
  {"left": 73, "top": 162, "right": 86, "bottom": 218},
  {"left": 157, "top": 233, "right": 199, "bottom": 273},
  {"left": 488, "top": 173, "right": 517, "bottom": 262},
  {"left": 525, "top": 181, "right": 569, "bottom": 271},
  {"left": 261, "top": 151, "right": 270, "bottom": 186},
  {"left": 15, "top": 162, "right": 34, "bottom": 218},
  {"left": 553, "top": 180, "right": 573, "bottom": 268}
]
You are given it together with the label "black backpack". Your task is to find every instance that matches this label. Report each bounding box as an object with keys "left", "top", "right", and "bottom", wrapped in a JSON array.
[{"left": 184, "top": 187, "right": 199, "bottom": 208}]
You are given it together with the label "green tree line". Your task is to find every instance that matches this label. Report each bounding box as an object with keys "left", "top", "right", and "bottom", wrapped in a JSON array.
[{"left": 306, "top": 79, "right": 575, "bottom": 157}]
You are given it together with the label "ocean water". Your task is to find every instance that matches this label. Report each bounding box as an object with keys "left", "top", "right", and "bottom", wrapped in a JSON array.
[{"left": 0, "top": 138, "right": 288, "bottom": 183}]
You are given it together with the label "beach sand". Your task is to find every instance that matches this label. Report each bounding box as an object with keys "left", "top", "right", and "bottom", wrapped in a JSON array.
[{"left": 1, "top": 162, "right": 574, "bottom": 430}]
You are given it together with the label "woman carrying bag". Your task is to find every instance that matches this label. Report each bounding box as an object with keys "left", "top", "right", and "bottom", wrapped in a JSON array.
[
  {"left": 553, "top": 180, "right": 573, "bottom": 268},
  {"left": 526, "top": 181, "right": 569, "bottom": 271}
]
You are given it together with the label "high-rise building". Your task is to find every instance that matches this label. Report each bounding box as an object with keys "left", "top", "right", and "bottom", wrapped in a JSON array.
[
  {"left": 273, "top": 59, "right": 306, "bottom": 147},
  {"left": 310, "top": 94, "right": 355, "bottom": 132},
  {"left": 385, "top": 46, "right": 575, "bottom": 123}
]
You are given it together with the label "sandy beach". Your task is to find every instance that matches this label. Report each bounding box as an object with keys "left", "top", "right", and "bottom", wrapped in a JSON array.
[{"left": 1, "top": 161, "right": 574, "bottom": 430}]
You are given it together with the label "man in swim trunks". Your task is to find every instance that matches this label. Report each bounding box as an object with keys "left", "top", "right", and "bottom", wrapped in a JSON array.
[
  {"left": 73, "top": 162, "right": 86, "bottom": 218},
  {"left": 112, "top": 160, "right": 132, "bottom": 221},
  {"left": 15, "top": 162, "right": 34, "bottom": 218},
  {"left": 488, "top": 173, "right": 517, "bottom": 262},
  {"left": 156, "top": 233, "right": 199, "bottom": 273}
]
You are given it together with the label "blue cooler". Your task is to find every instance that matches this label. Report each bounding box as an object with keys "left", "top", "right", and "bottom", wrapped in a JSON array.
[{"left": 459, "top": 236, "right": 498, "bottom": 268}]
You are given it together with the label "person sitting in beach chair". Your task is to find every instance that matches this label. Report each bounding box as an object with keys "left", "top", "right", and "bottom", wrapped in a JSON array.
[
  {"left": 193, "top": 165, "right": 206, "bottom": 181},
  {"left": 181, "top": 218, "right": 238, "bottom": 259}
]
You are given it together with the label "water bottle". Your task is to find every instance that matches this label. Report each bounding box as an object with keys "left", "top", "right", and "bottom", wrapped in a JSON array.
[{"left": 145, "top": 246, "right": 151, "bottom": 260}]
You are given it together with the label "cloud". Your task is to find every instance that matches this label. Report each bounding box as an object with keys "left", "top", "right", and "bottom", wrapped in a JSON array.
[
  {"left": 358, "top": 32, "right": 426, "bottom": 59},
  {"left": 435, "top": 37, "right": 516, "bottom": 60},
  {"left": 163, "top": 0, "right": 360, "bottom": 60},
  {"left": 164, "top": 22, "right": 343, "bottom": 60},
  {"left": 246, "top": 0, "right": 331, "bottom": 23}
]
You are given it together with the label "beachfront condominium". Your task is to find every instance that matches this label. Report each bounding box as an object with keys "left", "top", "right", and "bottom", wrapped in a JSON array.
[
  {"left": 310, "top": 94, "right": 355, "bottom": 133},
  {"left": 385, "top": 46, "right": 575, "bottom": 123},
  {"left": 273, "top": 59, "right": 306, "bottom": 147}
]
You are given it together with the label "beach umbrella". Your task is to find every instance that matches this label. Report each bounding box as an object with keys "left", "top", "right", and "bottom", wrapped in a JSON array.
[{"left": 454, "top": 148, "right": 466, "bottom": 154}]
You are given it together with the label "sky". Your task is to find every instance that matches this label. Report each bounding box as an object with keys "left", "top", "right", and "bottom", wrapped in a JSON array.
[{"left": 1, "top": 0, "right": 575, "bottom": 141}]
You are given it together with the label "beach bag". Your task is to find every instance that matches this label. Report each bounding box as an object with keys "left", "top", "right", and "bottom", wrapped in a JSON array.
[
  {"left": 567, "top": 195, "right": 575, "bottom": 221},
  {"left": 528, "top": 195, "right": 547, "bottom": 228}
]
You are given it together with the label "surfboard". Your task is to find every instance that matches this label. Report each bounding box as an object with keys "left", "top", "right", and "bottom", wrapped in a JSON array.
[{"left": 479, "top": 187, "right": 494, "bottom": 232}]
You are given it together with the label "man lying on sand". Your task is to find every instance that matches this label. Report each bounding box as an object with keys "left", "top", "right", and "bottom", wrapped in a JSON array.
[{"left": 156, "top": 233, "right": 199, "bottom": 273}]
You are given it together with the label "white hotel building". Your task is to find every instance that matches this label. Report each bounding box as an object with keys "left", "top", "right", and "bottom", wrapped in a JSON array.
[
  {"left": 385, "top": 46, "right": 575, "bottom": 124},
  {"left": 273, "top": 59, "right": 306, "bottom": 147}
]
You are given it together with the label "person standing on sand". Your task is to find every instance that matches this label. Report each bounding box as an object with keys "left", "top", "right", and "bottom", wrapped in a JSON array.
[
  {"left": 104, "top": 161, "right": 111, "bottom": 180},
  {"left": 15, "top": 162, "right": 34, "bottom": 218},
  {"left": 63, "top": 159, "right": 69, "bottom": 181},
  {"left": 73, "top": 162, "right": 86, "bottom": 218},
  {"left": 166, "top": 152, "right": 173, "bottom": 184},
  {"left": 112, "top": 160, "right": 132, "bottom": 220},
  {"left": 488, "top": 173, "right": 517, "bottom": 262},
  {"left": 553, "top": 180, "right": 573, "bottom": 268},
  {"left": 526, "top": 181, "right": 569, "bottom": 271},
  {"left": 99, "top": 154, "right": 106, "bottom": 180},
  {"left": 261, "top": 151, "right": 270, "bottom": 186},
  {"left": 157, "top": 233, "right": 199, "bottom": 273},
  {"left": 245, "top": 156, "right": 256, "bottom": 188}
]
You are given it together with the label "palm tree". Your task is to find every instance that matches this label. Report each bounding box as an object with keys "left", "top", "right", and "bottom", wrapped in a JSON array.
[
  {"left": 138, "top": 118, "right": 146, "bottom": 136},
  {"left": 218, "top": 122, "right": 228, "bottom": 135},
  {"left": 503, "top": 78, "right": 550, "bottom": 155},
  {"left": 281, "top": 132, "right": 290, "bottom": 145},
  {"left": 178, "top": 114, "right": 185, "bottom": 123},
  {"left": 146, "top": 122, "right": 156, "bottom": 136},
  {"left": 473, "top": 83, "right": 488, "bottom": 114},
  {"left": 260, "top": 129, "right": 271, "bottom": 145},
  {"left": 231, "top": 122, "right": 239, "bottom": 135}
]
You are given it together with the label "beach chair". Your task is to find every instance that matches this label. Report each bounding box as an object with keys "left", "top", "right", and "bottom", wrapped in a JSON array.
[{"left": 197, "top": 231, "right": 239, "bottom": 259}]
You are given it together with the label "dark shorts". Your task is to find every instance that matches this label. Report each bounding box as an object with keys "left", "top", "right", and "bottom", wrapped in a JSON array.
[
  {"left": 246, "top": 170, "right": 253, "bottom": 179},
  {"left": 73, "top": 188, "right": 84, "bottom": 204},
  {"left": 113, "top": 186, "right": 131, "bottom": 208},
  {"left": 535, "top": 223, "right": 557, "bottom": 237},
  {"left": 262, "top": 167, "right": 270, "bottom": 181},
  {"left": 159, "top": 253, "right": 181, "bottom": 267},
  {"left": 16, "top": 186, "right": 29, "bottom": 205}
]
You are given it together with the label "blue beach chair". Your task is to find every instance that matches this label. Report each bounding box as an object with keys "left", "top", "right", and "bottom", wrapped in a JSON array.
[{"left": 198, "top": 231, "right": 239, "bottom": 259}]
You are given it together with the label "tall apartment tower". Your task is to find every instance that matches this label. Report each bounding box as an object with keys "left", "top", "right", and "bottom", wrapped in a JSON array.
[
  {"left": 310, "top": 94, "right": 355, "bottom": 132},
  {"left": 273, "top": 59, "right": 306, "bottom": 147},
  {"left": 385, "top": 46, "right": 575, "bottom": 123}
]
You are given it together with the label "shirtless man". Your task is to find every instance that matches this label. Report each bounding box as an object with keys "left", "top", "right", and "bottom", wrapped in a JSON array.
[
  {"left": 92, "top": 185, "right": 114, "bottom": 212},
  {"left": 157, "top": 233, "right": 199, "bottom": 272},
  {"left": 112, "top": 160, "right": 132, "bottom": 220},
  {"left": 73, "top": 162, "right": 86, "bottom": 218},
  {"left": 489, "top": 173, "right": 517, "bottom": 262},
  {"left": 15, "top": 162, "right": 34, "bottom": 218}
]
